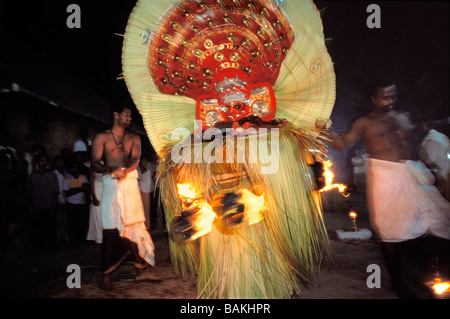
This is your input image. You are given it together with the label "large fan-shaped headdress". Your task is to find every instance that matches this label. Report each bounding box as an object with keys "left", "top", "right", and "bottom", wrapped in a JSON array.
[{"left": 122, "top": 0, "right": 335, "bottom": 155}]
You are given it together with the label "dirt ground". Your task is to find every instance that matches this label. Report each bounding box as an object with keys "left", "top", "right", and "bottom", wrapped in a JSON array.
[{"left": 1, "top": 189, "right": 449, "bottom": 302}]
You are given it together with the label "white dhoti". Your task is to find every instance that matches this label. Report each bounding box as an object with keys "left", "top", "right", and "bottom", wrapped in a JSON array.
[
  {"left": 87, "top": 172, "right": 103, "bottom": 243},
  {"left": 101, "top": 169, "right": 155, "bottom": 265},
  {"left": 87, "top": 204, "right": 103, "bottom": 243},
  {"left": 367, "top": 158, "right": 450, "bottom": 242}
]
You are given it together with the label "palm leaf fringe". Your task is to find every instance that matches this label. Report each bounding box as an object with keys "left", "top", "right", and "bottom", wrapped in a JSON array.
[{"left": 158, "top": 124, "right": 330, "bottom": 298}]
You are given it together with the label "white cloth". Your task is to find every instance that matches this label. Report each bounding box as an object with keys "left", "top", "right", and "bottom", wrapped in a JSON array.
[
  {"left": 419, "top": 129, "right": 450, "bottom": 181},
  {"left": 137, "top": 166, "right": 153, "bottom": 193},
  {"left": 101, "top": 169, "right": 155, "bottom": 265},
  {"left": 65, "top": 174, "right": 88, "bottom": 205},
  {"left": 86, "top": 171, "right": 103, "bottom": 243},
  {"left": 366, "top": 158, "right": 450, "bottom": 242},
  {"left": 73, "top": 139, "right": 92, "bottom": 152}
]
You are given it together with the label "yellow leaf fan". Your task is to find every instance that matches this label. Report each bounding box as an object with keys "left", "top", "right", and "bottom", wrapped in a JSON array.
[{"left": 122, "top": 0, "right": 335, "bottom": 156}]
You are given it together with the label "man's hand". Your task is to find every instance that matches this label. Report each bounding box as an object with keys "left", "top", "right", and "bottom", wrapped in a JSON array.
[
  {"left": 111, "top": 167, "right": 127, "bottom": 180},
  {"left": 92, "top": 197, "right": 101, "bottom": 206},
  {"left": 315, "top": 118, "right": 332, "bottom": 131}
]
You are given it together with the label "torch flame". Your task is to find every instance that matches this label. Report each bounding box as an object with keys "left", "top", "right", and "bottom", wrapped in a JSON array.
[
  {"left": 239, "top": 189, "right": 265, "bottom": 225},
  {"left": 177, "top": 183, "right": 197, "bottom": 199},
  {"left": 319, "top": 160, "right": 349, "bottom": 197},
  {"left": 174, "top": 183, "right": 265, "bottom": 241},
  {"left": 349, "top": 211, "right": 357, "bottom": 219},
  {"left": 432, "top": 278, "right": 450, "bottom": 295},
  {"left": 175, "top": 183, "right": 216, "bottom": 240},
  {"left": 190, "top": 201, "right": 217, "bottom": 240}
]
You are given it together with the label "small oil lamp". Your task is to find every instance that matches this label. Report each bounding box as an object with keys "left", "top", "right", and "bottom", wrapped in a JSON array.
[
  {"left": 349, "top": 211, "right": 358, "bottom": 232},
  {"left": 425, "top": 257, "right": 450, "bottom": 298}
]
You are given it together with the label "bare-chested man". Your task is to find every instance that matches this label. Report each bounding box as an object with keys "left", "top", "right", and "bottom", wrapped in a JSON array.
[
  {"left": 91, "top": 105, "right": 160, "bottom": 290},
  {"left": 328, "top": 83, "right": 414, "bottom": 161},
  {"left": 324, "top": 80, "right": 450, "bottom": 298}
]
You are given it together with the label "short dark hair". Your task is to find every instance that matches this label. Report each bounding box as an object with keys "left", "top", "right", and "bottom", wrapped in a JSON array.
[
  {"left": 366, "top": 80, "right": 396, "bottom": 99},
  {"left": 111, "top": 105, "right": 123, "bottom": 122},
  {"left": 110, "top": 105, "right": 134, "bottom": 122},
  {"left": 111, "top": 105, "right": 129, "bottom": 115}
]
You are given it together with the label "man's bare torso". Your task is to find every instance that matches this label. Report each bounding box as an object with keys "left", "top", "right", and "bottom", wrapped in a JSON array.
[
  {"left": 98, "top": 130, "right": 137, "bottom": 168},
  {"left": 356, "top": 112, "right": 415, "bottom": 162}
]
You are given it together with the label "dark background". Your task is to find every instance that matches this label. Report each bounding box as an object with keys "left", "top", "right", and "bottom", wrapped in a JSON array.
[{"left": 1, "top": 0, "right": 449, "bottom": 172}]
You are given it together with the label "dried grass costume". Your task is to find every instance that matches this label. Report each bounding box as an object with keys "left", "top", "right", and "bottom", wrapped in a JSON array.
[{"left": 122, "top": 0, "right": 335, "bottom": 298}]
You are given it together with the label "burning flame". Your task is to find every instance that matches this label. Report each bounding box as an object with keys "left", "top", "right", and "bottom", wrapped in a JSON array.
[
  {"left": 190, "top": 201, "right": 217, "bottom": 240},
  {"left": 319, "top": 160, "right": 349, "bottom": 197},
  {"left": 174, "top": 183, "right": 217, "bottom": 241},
  {"left": 174, "top": 183, "right": 265, "bottom": 240},
  {"left": 239, "top": 189, "right": 265, "bottom": 225},
  {"left": 349, "top": 211, "right": 358, "bottom": 231},
  {"left": 177, "top": 183, "right": 197, "bottom": 200},
  {"left": 431, "top": 278, "right": 450, "bottom": 295}
]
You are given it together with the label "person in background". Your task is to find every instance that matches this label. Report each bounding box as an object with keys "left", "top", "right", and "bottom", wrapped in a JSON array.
[
  {"left": 53, "top": 156, "right": 70, "bottom": 247},
  {"left": 28, "top": 153, "right": 59, "bottom": 252},
  {"left": 73, "top": 128, "right": 92, "bottom": 154},
  {"left": 148, "top": 155, "right": 165, "bottom": 230},
  {"left": 65, "top": 160, "right": 90, "bottom": 247},
  {"left": 30, "top": 145, "right": 45, "bottom": 174},
  {"left": 323, "top": 80, "right": 450, "bottom": 298},
  {"left": 86, "top": 166, "right": 103, "bottom": 244},
  {"left": 137, "top": 156, "right": 153, "bottom": 230},
  {"left": 417, "top": 118, "right": 450, "bottom": 201}
]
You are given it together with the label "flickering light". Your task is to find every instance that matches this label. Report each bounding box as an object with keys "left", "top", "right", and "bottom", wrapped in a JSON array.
[
  {"left": 177, "top": 183, "right": 197, "bottom": 199},
  {"left": 349, "top": 211, "right": 358, "bottom": 232},
  {"left": 239, "top": 189, "right": 265, "bottom": 225},
  {"left": 173, "top": 184, "right": 266, "bottom": 241},
  {"left": 170, "top": 200, "right": 217, "bottom": 242},
  {"left": 319, "top": 160, "right": 349, "bottom": 197},
  {"left": 431, "top": 278, "right": 450, "bottom": 295},
  {"left": 190, "top": 201, "right": 217, "bottom": 240}
]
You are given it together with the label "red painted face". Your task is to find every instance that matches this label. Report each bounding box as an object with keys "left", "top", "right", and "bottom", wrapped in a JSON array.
[
  {"left": 146, "top": 0, "right": 294, "bottom": 129},
  {"left": 196, "top": 70, "right": 277, "bottom": 128},
  {"left": 220, "top": 100, "right": 250, "bottom": 122}
]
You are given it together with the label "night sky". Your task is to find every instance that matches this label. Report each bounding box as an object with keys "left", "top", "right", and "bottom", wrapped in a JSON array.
[{"left": 2, "top": 0, "right": 449, "bottom": 142}]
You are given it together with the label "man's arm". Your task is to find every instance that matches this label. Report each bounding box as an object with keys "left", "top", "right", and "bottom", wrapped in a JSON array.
[
  {"left": 91, "top": 133, "right": 113, "bottom": 174},
  {"left": 124, "top": 134, "right": 141, "bottom": 176},
  {"left": 328, "top": 118, "right": 366, "bottom": 151}
]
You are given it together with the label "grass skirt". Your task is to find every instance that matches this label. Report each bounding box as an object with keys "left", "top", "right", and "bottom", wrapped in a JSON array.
[{"left": 158, "top": 123, "right": 330, "bottom": 298}]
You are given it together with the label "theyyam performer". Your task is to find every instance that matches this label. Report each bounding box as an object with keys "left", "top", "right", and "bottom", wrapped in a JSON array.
[{"left": 122, "top": 0, "right": 336, "bottom": 298}]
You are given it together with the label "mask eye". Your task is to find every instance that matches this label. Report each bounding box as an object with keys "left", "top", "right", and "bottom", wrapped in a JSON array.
[
  {"left": 224, "top": 102, "right": 245, "bottom": 110},
  {"left": 252, "top": 100, "right": 269, "bottom": 117},
  {"left": 233, "top": 102, "right": 244, "bottom": 110},
  {"left": 206, "top": 111, "right": 221, "bottom": 125}
]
